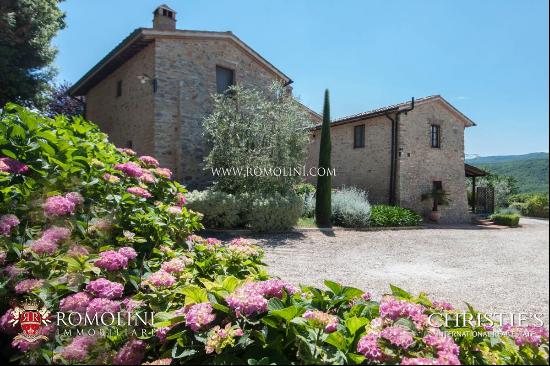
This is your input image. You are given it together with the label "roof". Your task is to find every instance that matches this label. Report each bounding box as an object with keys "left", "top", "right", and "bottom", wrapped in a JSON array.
[
  {"left": 69, "top": 28, "right": 292, "bottom": 96},
  {"left": 312, "top": 95, "right": 476, "bottom": 130},
  {"left": 465, "top": 163, "right": 488, "bottom": 177}
]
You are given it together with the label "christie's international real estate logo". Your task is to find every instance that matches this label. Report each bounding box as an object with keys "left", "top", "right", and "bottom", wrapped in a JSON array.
[{"left": 9, "top": 300, "right": 51, "bottom": 343}]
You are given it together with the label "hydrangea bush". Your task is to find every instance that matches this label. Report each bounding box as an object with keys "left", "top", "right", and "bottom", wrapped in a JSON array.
[{"left": 0, "top": 105, "right": 548, "bottom": 365}]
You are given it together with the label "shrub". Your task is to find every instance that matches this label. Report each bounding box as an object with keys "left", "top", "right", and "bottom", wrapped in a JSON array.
[
  {"left": 370, "top": 205, "right": 423, "bottom": 227},
  {"left": 508, "top": 193, "right": 549, "bottom": 218},
  {"left": 491, "top": 213, "right": 520, "bottom": 227},
  {"left": 0, "top": 105, "right": 548, "bottom": 365},
  {"left": 203, "top": 83, "right": 313, "bottom": 195},
  {"left": 302, "top": 192, "right": 316, "bottom": 218},
  {"left": 331, "top": 187, "right": 371, "bottom": 228},
  {"left": 243, "top": 192, "right": 303, "bottom": 232},
  {"left": 294, "top": 182, "right": 316, "bottom": 197},
  {"left": 187, "top": 190, "right": 242, "bottom": 228}
]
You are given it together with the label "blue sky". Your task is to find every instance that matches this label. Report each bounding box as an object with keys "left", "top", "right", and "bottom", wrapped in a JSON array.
[{"left": 54, "top": 0, "right": 549, "bottom": 156}]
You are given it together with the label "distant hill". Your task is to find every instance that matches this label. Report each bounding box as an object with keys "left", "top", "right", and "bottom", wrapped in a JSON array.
[{"left": 466, "top": 153, "right": 549, "bottom": 193}]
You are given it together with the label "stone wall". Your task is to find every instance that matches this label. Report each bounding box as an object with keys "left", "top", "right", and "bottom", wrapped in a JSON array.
[
  {"left": 153, "top": 37, "right": 283, "bottom": 187},
  {"left": 305, "top": 115, "right": 392, "bottom": 204},
  {"left": 85, "top": 43, "right": 156, "bottom": 156},
  {"left": 397, "top": 100, "right": 470, "bottom": 223}
]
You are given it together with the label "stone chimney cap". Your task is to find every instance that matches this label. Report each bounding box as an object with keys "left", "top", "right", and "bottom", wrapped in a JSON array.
[{"left": 154, "top": 4, "right": 176, "bottom": 14}]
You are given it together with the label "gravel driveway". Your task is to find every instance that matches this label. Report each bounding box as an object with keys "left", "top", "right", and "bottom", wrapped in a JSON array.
[{"left": 212, "top": 218, "right": 550, "bottom": 324}]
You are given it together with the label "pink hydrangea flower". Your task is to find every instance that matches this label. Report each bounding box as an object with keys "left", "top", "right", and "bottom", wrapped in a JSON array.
[
  {"left": 401, "top": 357, "right": 440, "bottom": 365},
  {"left": 122, "top": 298, "right": 143, "bottom": 312},
  {"left": 357, "top": 332, "right": 385, "bottom": 361},
  {"left": 142, "top": 358, "right": 173, "bottom": 365},
  {"left": 506, "top": 325, "right": 549, "bottom": 347},
  {"left": 95, "top": 250, "right": 129, "bottom": 271},
  {"left": 65, "top": 192, "right": 84, "bottom": 205},
  {"left": 0, "top": 157, "right": 29, "bottom": 174},
  {"left": 362, "top": 292, "right": 373, "bottom": 301},
  {"left": 113, "top": 339, "right": 146, "bottom": 365},
  {"left": 176, "top": 192, "right": 186, "bottom": 207},
  {"left": 183, "top": 303, "right": 216, "bottom": 332},
  {"left": 86, "top": 298, "right": 121, "bottom": 316},
  {"left": 139, "top": 171, "right": 157, "bottom": 184},
  {"left": 30, "top": 238, "right": 58, "bottom": 255},
  {"left": 227, "top": 239, "right": 263, "bottom": 258},
  {"left": 303, "top": 310, "right": 339, "bottom": 333},
  {"left": 166, "top": 206, "right": 182, "bottom": 215},
  {"left": 155, "top": 167, "right": 172, "bottom": 179},
  {"left": 59, "top": 292, "right": 93, "bottom": 313},
  {"left": 117, "top": 148, "right": 136, "bottom": 156},
  {"left": 161, "top": 258, "right": 190, "bottom": 273},
  {"left": 432, "top": 301, "right": 455, "bottom": 311},
  {"left": 226, "top": 280, "right": 297, "bottom": 317},
  {"left": 205, "top": 323, "right": 244, "bottom": 354},
  {"left": 86, "top": 278, "right": 124, "bottom": 299},
  {"left": 43, "top": 195, "right": 76, "bottom": 216},
  {"left": 114, "top": 161, "right": 143, "bottom": 177},
  {"left": 118, "top": 247, "right": 137, "bottom": 260},
  {"left": 4, "top": 264, "right": 26, "bottom": 278},
  {"left": 103, "top": 173, "right": 121, "bottom": 183},
  {"left": 42, "top": 226, "right": 71, "bottom": 242},
  {"left": 380, "top": 326, "right": 414, "bottom": 349},
  {"left": 67, "top": 245, "right": 90, "bottom": 257},
  {"left": 127, "top": 186, "right": 152, "bottom": 198},
  {"left": 205, "top": 237, "right": 222, "bottom": 248},
  {"left": 60, "top": 335, "right": 96, "bottom": 362},
  {"left": 144, "top": 270, "right": 176, "bottom": 288},
  {"left": 0, "top": 309, "right": 18, "bottom": 335},
  {"left": 15, "top": 279, "right": 44, "bottom": 294},
  {"left": 423, "top": 330, "right": 460, "bottom": 364},
  {"left": 380, "top": 299, "right": 427, "bottom": 329},
  {"left": 0, "top": 214, "right": 20, "bottom": 236},
  {"left": 12, "top": 337, "right": 42, "bottom": 352},
  {"left": 139, "top": 155, "right": 160, "bottom": 167}
]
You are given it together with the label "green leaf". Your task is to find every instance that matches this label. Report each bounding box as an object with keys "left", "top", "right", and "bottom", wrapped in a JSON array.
[
  {"left": 180, "top": 285, "right": 208, "bottom": 305},
  {"left": 325, "top": 331, "right": 348, "bottom": 351},
  {"left": 345, "top": 317, "right": 369, "bottom": 335},
  {"left": 324, "top": 280, "right": 343, "bottom": 295},
  {"left": 1, "top": 149, "right": 17, "bottom": 159},
  {"left": 267, "top": 298, "right": 285, "bottom": 311},
  {"left": 270, "top": 305, "right": 304, "bottom": 322},
  {"left": 347, "top": 353, "right": 366, "bottom": 364},
  {"left": 222, "top": 276, "right": 241, "bottom": 292},
  {"left": 390, "top": 284, "right": 412, "bottom": 299}
]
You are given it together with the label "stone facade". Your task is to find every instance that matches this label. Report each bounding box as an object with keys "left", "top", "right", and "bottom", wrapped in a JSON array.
[
  {"left": 305, "top": 115, "right": 392, "bottom": 204},
  {"left": 153, "top": 36, "right": 285, "bottom": 186},
  {"left": 78, "top": 6, "right": 290, "bottom": 189},
  {"left": 85, "top": 43, "right": 156, "bottom": 157},
  {"left": 306, "top": 97, "right": 474, "bottom": 223}
]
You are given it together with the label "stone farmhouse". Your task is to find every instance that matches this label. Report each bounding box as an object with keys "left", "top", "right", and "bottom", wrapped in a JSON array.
[{"left": 69, "top": 5, "right": 483, "bottom": 223}]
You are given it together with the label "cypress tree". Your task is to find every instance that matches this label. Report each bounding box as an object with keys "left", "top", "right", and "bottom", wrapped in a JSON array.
[{"left": 315, "top": 89, "right": 332, "bottom": 227}]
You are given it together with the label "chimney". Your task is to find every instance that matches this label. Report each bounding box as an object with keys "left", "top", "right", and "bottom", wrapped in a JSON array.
[{"left": 153, "top": 4, "right": 177, "bottom": 31}]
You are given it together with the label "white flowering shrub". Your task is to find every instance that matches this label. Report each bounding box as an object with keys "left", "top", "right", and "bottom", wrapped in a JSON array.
[
  {"left": 331, "top": 187, "right": 371, "bottom": 228},
  {"left": 186, "top": 190, "right": 242, "bottom": 229}
]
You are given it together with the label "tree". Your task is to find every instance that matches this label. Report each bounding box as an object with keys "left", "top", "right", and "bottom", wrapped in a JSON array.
[
  {"left": 44, "top": 82, "right": 84, "bottom": 117},
  {"left": 0, "top": 0, "right": 66, "bottom": 107},
  {"left": 315, "top": 89, "right": 332, "bottom": 227},
  {"left": 203, "top": 82, "right": 313, "bottom": 195}
]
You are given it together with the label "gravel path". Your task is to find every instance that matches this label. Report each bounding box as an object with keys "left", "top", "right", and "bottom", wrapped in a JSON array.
[{"left": 212, "top": 218, "right": 550, "bottom": 325}]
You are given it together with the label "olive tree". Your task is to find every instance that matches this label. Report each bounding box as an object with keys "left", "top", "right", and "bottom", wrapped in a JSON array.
[{"left": 203, "top": 83, "right": 314, "bottom": 195}]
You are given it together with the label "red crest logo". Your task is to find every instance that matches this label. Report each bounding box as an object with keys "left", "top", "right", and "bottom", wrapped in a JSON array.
[{"left": 9, "top": 300, "right": 51, "bottom": 342}]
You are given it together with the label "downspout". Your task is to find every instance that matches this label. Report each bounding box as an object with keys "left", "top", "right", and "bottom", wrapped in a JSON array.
[{"left": 384, "top": 97, "right": 415, "bottom": 205}]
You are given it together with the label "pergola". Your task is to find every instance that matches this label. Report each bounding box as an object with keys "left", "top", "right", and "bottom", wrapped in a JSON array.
[{"left": 465, "top": 163, "right": 488, "bottom": 212}]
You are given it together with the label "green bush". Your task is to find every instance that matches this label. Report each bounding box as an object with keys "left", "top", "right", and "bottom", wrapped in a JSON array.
[
  {"left": 243, "top": 192, "right": 303, "bottom": 232},
  {"left": 491, "top": 213, "right": 520, "bottom": 227},
  {"left": 187, "top": 190, "right": 242, "bottom": 228},
  {"left": 294, "top": 182, "right": 316, "bottom": 197},
  {"left": 331, "top": 187, "right": 371, "bottom": 228},
  {"left": 508, "top": 193, "right": 549, "bottom": 218},
  {"left": 370, "top": 205, "right": 423, "bottom": 227}
]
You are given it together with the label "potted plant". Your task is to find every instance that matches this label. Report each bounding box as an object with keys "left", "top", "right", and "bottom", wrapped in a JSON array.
[{"left": 421, "top": 188, "right": 451, "bottom": 222}]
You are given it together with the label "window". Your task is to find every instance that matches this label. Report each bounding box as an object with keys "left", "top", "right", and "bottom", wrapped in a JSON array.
[
  {"left": 430, "top": 124, "right": 441, "bottom": 148},
  {"left": 116, "top": 80, "right": 122, "bottom": 97},
  {"left": 216, "top": 66, "right": 235, "bottom": 94},
  {"left": 354, "top": 124, "right": 365, "bottom": 148}
]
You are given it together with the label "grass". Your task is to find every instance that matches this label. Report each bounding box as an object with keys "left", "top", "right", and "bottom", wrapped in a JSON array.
[{"left": 297, "top": 217, "right": 316, "bottom": 227}]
